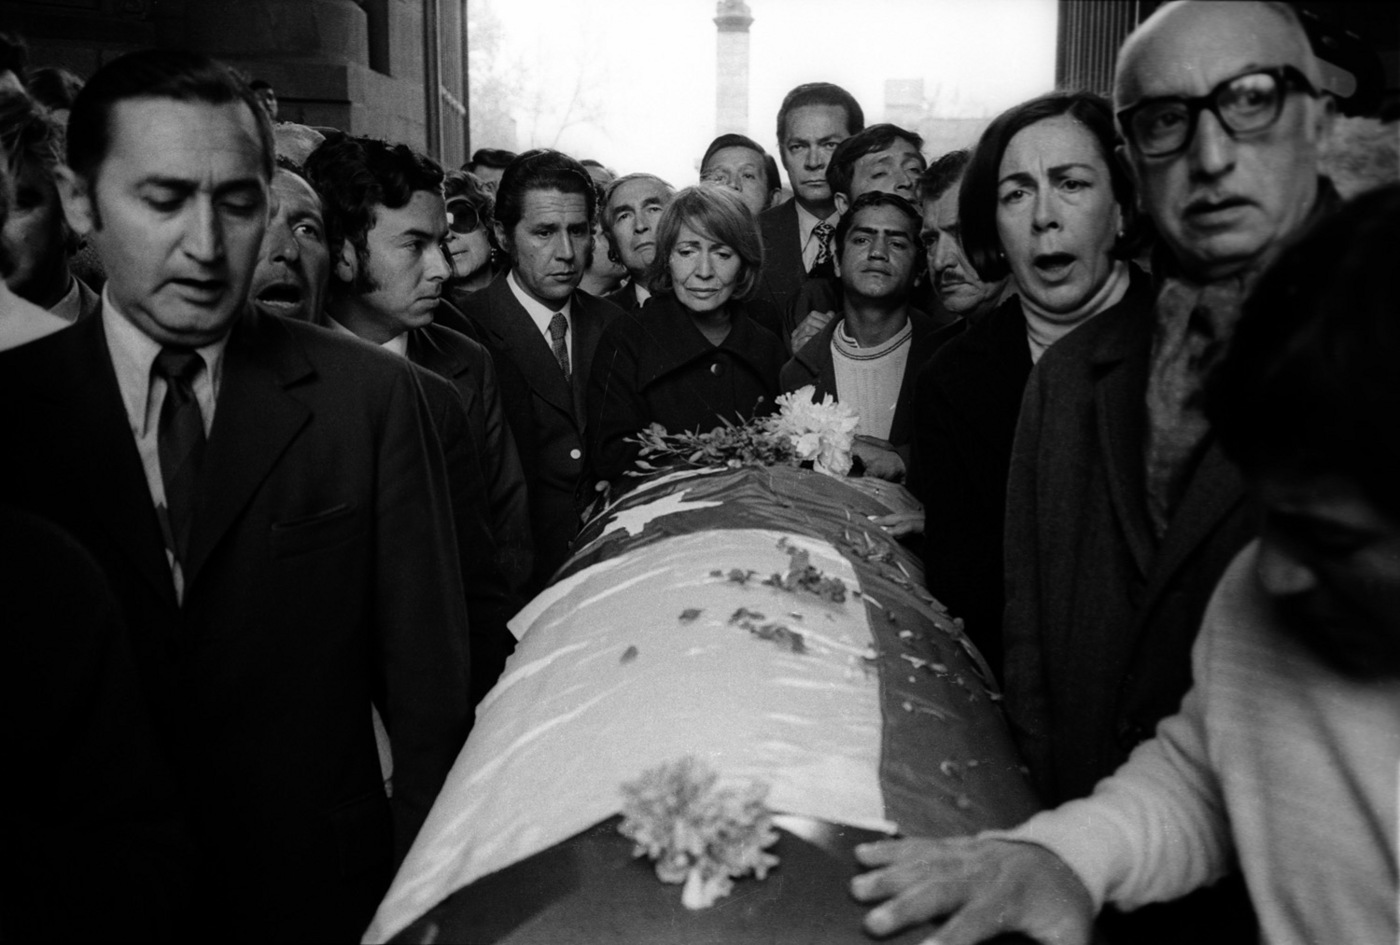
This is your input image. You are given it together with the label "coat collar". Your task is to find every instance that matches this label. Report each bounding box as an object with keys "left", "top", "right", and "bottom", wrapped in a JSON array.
[{"left": 633, "top": 294, "right": 775, "bottom": 388}]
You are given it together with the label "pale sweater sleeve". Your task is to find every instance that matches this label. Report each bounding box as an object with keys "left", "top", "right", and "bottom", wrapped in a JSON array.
[{"left": 980, "top": 597, "right": 1237, "bottom": 911}]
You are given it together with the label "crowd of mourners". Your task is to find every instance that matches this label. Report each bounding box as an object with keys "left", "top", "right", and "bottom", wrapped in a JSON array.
[{"left": 1, "top": 1, "right": 1397, "bottom": 942}]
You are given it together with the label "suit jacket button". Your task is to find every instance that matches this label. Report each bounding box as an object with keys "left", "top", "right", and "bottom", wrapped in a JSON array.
[
  {"left": 710, "top": 362, "right": 721, "bottom": 375},
  {"left": 569, "top": 448, "right": 582, "bottom": 460}
]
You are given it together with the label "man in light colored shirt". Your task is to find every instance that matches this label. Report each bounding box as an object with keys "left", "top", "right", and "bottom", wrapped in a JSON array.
[
  {"left": 0, "top": 49, "right": 472, "bottom": 940},
  {"left": 780, "top": 192, "right": 948, "bottom": 482}
]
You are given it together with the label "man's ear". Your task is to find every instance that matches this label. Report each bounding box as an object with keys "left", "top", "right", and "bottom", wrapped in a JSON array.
[
  {"left": 493, "top": 220, "right": 513, "bottom": 259},
  {"left": 334, "top": 239, "right": 357, "bottom": 285},
  {"left": 834, "top": 191, "right": 850, "bottom": 216},
  {"left": 55, "top": 165, "right": 97, "bottom": 237}
]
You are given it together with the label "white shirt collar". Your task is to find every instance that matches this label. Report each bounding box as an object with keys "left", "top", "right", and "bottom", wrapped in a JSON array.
[
  {"left": 506, "top": 269, "right": 574, "bottom": 339},
  {"left": 49, "top": 276, "right": 82, "bottom": 324},
  {"left": 795, "top": 201, "right": 840, "bottom": 246},
  {"left": 633, "top": 282, "right": 652, "bottom": 306},
  {"left": 101, "top": 285, "right": 228, "bottom": 437},
  {"left": 329, "top": 315, "right": 408, "bottom": 357}
]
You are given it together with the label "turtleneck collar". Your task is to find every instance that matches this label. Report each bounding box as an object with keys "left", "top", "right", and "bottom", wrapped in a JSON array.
[{"left": 1022, "top": 259, "right": 1130, "bottom": 364}]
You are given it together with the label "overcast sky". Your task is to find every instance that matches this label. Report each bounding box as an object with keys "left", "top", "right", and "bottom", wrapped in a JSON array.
[{"left": 478, "top": 0, "right": 1059, "bottom": 186}]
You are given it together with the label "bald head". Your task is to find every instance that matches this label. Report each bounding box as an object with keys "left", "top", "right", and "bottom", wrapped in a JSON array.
[
  {"left": 1113, "top": 0, "right": 1333, "bottom": 281},
  {"left": 1115, "top": 1, "right": 1320, "bottom": 109}
]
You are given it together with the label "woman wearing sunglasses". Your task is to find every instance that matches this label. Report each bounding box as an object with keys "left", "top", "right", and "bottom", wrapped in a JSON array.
[{"left": 443, "top": 170, "right": 505, "bottom": 299}]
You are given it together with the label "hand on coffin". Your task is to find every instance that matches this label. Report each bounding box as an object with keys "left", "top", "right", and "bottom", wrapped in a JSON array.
[
  {"left": 849, "top": 836, "right": 1094, "bottom": 944},
  {"left": 853, "top": 436, "right": 906, "bottom": 482},
  {"left": 870, "top": 511, "right": 923, "bottom": 537}
]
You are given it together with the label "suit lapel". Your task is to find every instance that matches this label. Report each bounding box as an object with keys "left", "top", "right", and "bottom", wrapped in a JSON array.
[
  {"left": 570, "top": 292, "right": 611, "bottom": 427},
  {"left": 183, "top": 313, "right": 312, "bottom": 588},
  {"left": 1091, "top": 317, "right": 1156, "bottom": 579},
  {"left": 475, "top": 278, "right": 577, "bottom": 422},
  {"left": 407, "top": 324, "right": 470, "bottom": 385}
]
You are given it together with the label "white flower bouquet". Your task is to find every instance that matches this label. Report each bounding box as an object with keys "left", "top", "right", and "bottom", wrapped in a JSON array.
[{"left": 628, "top": 385, "right": 858, "bottom": 479}]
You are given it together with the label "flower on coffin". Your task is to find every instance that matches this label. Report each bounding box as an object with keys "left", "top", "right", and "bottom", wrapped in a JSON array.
[
  {"left": 768, "top": 386, "right": 859, "bottom": 477},
  {"left": 625, "top": 385, "right": 858, "bottom": 478},
  {"left": 618, "top": 756, "right": 779, "bottom": 909}
]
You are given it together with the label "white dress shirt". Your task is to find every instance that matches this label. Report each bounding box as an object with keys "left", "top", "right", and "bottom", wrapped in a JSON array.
[
  {"left": 506, "top": 269, "right": 574, "bottom": 367},
  {"left": 102, "top": 288, "right": 228, "bottom": 598}
]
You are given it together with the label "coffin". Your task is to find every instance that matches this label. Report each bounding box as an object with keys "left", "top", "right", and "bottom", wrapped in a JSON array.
[{"left": 364, "top": 465, "right": 1040, "bottom": 944}]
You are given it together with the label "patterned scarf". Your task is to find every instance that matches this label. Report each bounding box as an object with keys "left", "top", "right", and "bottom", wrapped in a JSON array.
[{"left": 1143, "top": 178, "right": 1339, "bottom": 538}]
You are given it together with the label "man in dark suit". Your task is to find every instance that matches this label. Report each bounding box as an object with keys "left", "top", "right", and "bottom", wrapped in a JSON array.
[
  {"left": 0, "top": 50, "right": 473, "bottom": 940},
  {"left": 302, "top": 134, "right": 527, "bottom": 688},
  {"left": 457, "top": 149, "right": 623, "bottom": 592},
  {"left": 600, "top": 172, "right": 673, "bottom": 312},
  {"left": 753, "top": 83, "right": 863, "bottom": 317}
]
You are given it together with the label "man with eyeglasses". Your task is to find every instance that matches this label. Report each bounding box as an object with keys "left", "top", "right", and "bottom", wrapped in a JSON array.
[{"left": 851, "top": 3, "right": 1339, "bottom": 942}]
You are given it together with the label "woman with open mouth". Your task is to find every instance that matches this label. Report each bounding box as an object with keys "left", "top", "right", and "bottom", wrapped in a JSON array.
[
  {"left": 586, "top": 185, "right": 787, "bottom": 485},
  {"left": 908, "top": 90, "right": 1153, "bottom": 683}
]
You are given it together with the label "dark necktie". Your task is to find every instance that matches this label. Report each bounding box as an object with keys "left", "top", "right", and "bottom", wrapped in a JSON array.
[
  {"left": 154, "top": 347, "right": 207, "bottom": 566},
  {"left": 548, "top": 312, "right": 570, "bottom": 380},
  {"left": 809, "top": 220, "right": 836, "bottom": 279}
]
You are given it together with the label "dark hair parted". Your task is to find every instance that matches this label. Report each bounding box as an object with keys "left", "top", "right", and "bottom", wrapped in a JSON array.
[
  {"left": 958, "top": 91, "right": 1142, "bottom": 283},
  {"left": 302, "top": 134, "right": 444, "bottom": 297},
  {"left": 493, "top": 148, "right": 597, "bottom": 234},
  {"left": 825, "top": 123, "right": 925, "bottom": 200},
  {"left": 701, "top": 133, "right": 781, "bottom": 194},
  {"left": 644, "top": 185, "right": 764, "bottom": 303},
  {"left": 775, "top": 82, "right": 864, "bottom": 145},
  {"left": 918, "top": 149, "right": 972, "bottom": 205},
  {"left": 833, "top": 191, "right": 923, "bottom": 258},
  {"left": 65, "top": 48, "right": 274, "bottom": 186},
  {"left": 466, "top": 147, "right": 516, "bottom": 172},
  {"left": 1206, "top": 184, "right": 1400, "bottom": 520}
]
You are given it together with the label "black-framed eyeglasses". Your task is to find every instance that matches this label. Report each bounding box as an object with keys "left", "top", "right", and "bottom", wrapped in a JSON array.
[
  {"left": 1117, "top": 65, "right": 1318, "bottom": 158},
  {"left": 446, "top": 198, "right": 483, "bottom": 235}
]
